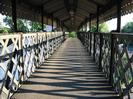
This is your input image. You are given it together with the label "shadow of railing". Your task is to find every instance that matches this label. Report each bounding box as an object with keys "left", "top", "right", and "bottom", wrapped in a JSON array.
[
  {"left": 0, "top": 32, "right": 64, "bottom": 99},
  {"left": 78, "top": 32, "right": 133, "bottom": 98}
]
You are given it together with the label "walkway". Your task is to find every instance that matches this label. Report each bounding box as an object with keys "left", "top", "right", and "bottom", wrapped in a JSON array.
[{"left": 12, "top": 38, "right": 118, "bottom": 99}]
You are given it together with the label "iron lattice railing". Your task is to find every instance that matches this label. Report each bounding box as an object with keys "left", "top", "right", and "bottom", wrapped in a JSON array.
[
  {"left": 0, "top": 32, "right": 64, "bottom": 99},
  {"left": 78, "top": 32, "right": 133, "bottom": 98}
]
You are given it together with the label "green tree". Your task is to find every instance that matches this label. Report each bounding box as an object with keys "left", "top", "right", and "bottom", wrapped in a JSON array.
[
  {"left": 122, "top": 22, "right": 133, "bottom": 33},
  {"left": 69, "top": 31, "right": 77, "bottom": 38},
  {"left": 3, "top": 16, "right": 29, "bottom": 32},
  {"left": 30, "top": 22, "right": 45, "bottom": 32},
  {"left": 0, "top": 22, "right": 2, "bottom": 28},
  {"left": 91, "top": 25, "right": 97, "bottom": 32},
  {"left": 3, "top": 16, "right": 13, "bottom": 32},
  {"left": 0, "top": 27, "right": 10, "bottom": 33},
  {"left": 91, "top": 22, "right": 109, "bottom": 33},
  {"left": 17, "top": 19, "right": 29, "bottom": 32}
]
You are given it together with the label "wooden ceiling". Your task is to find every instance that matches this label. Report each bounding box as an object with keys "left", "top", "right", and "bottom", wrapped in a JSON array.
[
  {"left": 15, "top": 0, "right": 113, "bottom": 30},
  {"left": 0, "top": 0, "right": 133, "bottom": 31}
]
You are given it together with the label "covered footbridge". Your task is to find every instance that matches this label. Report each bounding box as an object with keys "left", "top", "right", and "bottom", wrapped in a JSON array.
[{"left": 0, "top": 0, "right": 133, "bottom": 99}]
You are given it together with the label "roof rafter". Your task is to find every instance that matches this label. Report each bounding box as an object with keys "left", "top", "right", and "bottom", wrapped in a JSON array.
[
  {"left": 87, "top": 0, "right": 102, "bottom": 6},
  {"left": 51, "top": 7, "right": 65, "bottom": 14}
]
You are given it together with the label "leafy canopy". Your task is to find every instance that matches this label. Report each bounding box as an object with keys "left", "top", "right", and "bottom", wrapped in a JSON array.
[
  {"left": 3, "top": 16, "right": 46, "bottom": 33},
  {"left": 122, "top": 22, "right": 133, "bottom": 33},
  {"left": 91, "top": 22, "right": 109, "bottom": 33}
]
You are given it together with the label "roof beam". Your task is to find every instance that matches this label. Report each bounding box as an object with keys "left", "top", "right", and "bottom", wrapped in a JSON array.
[
  {"left": 64, "top": 0, "right": 71, "bottom": 23},
  {"left": 77, "top": 7, "right": 92, "bottom": 15},
  {"left": 42, "top": 0, "right": 54, "bottom": 5},
  {"left": 73, "top": 0, "right": 78, "bottom": 12},
  {"left": 62, "top": 17, "right": 71, "bottom": 22},
  {"left": 51, "top": 7, "right": 65, "bottom": 14},
  {"left": 87, "top": 0, "right": 102, "bottom": 6},
  {"left": 64, "top": 0, "right": 70, "bottom": 12}
]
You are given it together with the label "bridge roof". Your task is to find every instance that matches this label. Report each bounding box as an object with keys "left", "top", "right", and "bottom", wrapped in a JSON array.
[{"left": 0, "top": 0, "right": 133, "bottom": 30}]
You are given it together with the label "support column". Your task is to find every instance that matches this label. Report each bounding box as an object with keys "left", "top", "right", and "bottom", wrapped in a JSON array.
[
  {"left": 41, "top": 5, "right": 44, "bottom": 31},
  {"left": 89, "top": 14, "right": 91, "bottom": 31},
  {"left": 52, "top": 14, "right": 54, "bottom": 31},
  {"left": 116, "top": 0, "right": 121, "bottom": 32},
  {"left": 57, "top": 20, "right": 60, "bottom": 31},
  {"left": 109, "top": 0, "right": 122, "bottom": 84},
  {"left": 11, "top": 0, "right": 17, "bottom": 32},
  {"left": 62, "top": 22, "right": 65, "bottom": 41},
  {"left": 56, "top": 19, "right": 58, "bottom": 31},
  {"left": 46, "top": 16, "right": 49, "bottom": 32},
  {"left": 47, "top": 16, "right": 49, "bottom": 25},
  {"left": 86, "top": 23, "right": 88, "bottom": 32},
  {"left": 89, "top": 14, "right": 92, "bottom": 56},
  {"left": 93, "top": 6, "right": 99, "bottom": 61},
  {"left": 96, "top": 6, "right": 99, "bottom": 32}
]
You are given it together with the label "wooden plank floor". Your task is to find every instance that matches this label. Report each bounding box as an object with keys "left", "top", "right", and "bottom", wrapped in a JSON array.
[{"left": 12, "top": 38, "right": 119, "bottom": 99}]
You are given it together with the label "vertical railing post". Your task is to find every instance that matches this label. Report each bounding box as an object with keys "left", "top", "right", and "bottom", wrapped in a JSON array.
[
  {"left": 20, "top": 33, "right": 24, "bottom": 82},
  {"left": 99, "top": 33, "right": 103, "bottom": 70},
  {"left": 36, "top": 33, "right": 39, "bottom": 67},
  {"left": 46, "top": 33, "right": 49, "bottom": 59},
  {"left": 93, "top": 33, "right": 96, "bottom": 61},
  {"left": 63, "top": 31, "right": 65, "bottom": 42},
  {"left": 109, "top": 33, "right": 114, "bottom": 85},
  {"left": 51, "top": 32, "right": 54, "bottom": 54},
  {"left": 5, "top": 0, "right": 18, "bottom": 91},
  {"left": 89, "top": 32, "right": 92, "bottom": 56},
  {"left": 86, "top": 32, "right": 89, "bottom": 51}
]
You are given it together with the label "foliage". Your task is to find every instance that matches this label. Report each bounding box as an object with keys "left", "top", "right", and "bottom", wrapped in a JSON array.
[
  {"left": 17, "top": 19, "right": 29, "bottom": 32},
  {"left": 3, "top": 16, "right": 13, "bottom": 32},
  {"left": 69, "top": 31, "right": 77, "bottom": 38},
  {"left": 30, "top": 22, "right": 46, "bottom": 32},
  {"left": 122, "top": 22, "right": 133, "bottom": 33},
  {"left": 0, "top": 27, "right": 10, "bottom": 33},
  {"left": 3, "top": 16, "right": 29, "bottom": 32},
  {"left": 3, "top": 16, "right": 46, "bottom": 33},
  {"left": 91, "top": 22, "right": 109, "bottom": 33},
  {"left": 91, "top": 25, "right": 97, "bottom": 32},
  {"left": 0, "top": 22, "right": 2, "bottom": 28},
  {"left": 0, "top": 22, "right": 10, "bottom": 33}
]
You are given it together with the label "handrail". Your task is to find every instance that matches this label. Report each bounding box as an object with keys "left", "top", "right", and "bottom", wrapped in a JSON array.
[
  {"left": 78, "top": 32, "right": 133, "bottom": 98},
  {"left": 0, "top": 32, "right": 64, "bottom": 99}
]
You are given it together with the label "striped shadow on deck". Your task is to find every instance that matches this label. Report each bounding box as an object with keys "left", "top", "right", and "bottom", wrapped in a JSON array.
[{"left": 12, "top": 38, "right": 119, "bottom": 99}]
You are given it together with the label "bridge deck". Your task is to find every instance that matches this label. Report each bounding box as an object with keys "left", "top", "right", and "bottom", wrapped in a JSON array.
[{"left": 12, "top": 38, "right": 118, "bottom": 99}]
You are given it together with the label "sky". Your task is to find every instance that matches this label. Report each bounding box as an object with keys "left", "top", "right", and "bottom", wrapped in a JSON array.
[
  {"left": 0, "top": 14, "right": 6, "bottom": 27},
  {"left": 106, "top": 13, "right": 133, "bottom": 31},
  {"left": 0, "top": 13, "right": 133, "bottom": 32}
]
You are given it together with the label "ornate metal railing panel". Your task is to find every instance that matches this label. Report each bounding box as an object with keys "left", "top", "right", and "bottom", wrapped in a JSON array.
[
  {"left": 23, "top": 33, "right": 38, "bottom": 80},
  {"left": 37, "top": 33, "right": 47, "bottom": 65},
  {"left": 0, "top": 32, "right": 64, "bottom": 99},
  {"left": 78, "top": 32, "right": 133, "bottom": 98},
  {"left": 0, "top": 34, "right": 22, "bottom": 99},
  {"left": 94, "top": 33, "right": 100, "bottom": 66},
  {"left": 112, "top": 33, "right": 133, "bottom": 98},
  {"left": 101, "top": 33, "right": 111, "bottom": 78}
]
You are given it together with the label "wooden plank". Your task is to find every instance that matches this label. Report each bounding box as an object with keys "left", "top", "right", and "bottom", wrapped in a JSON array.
[{"left": 12, "top": 38, "right": 118, "bottom": 99}]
